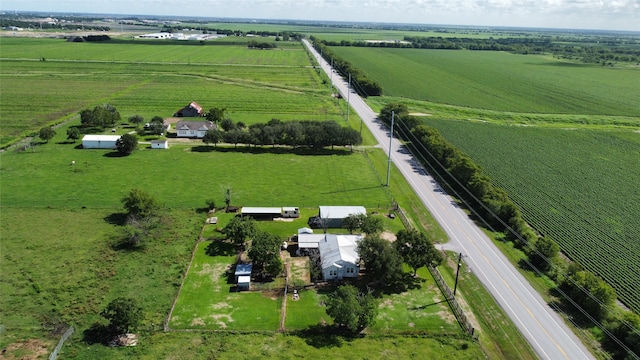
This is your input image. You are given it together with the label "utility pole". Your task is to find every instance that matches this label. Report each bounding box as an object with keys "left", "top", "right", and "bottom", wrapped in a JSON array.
[
  {"left": 386, "top": 111, "right": 394, "bottom": 186},
  {"left": 453, "top": 252, "right": 463, "bottom": 297}
]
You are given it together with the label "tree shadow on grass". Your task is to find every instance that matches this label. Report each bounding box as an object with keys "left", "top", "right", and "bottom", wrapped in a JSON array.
[
  {"left": 103, "top": 151, "right": 127, "bottom": 158},
  {"left": 295, "top": 324, "right": 349, "bottom": 348},
  {"left": 104, "top": 212, "right": 127, "bottom": 226},
  {"left": 205, "top": 240, "right": 236, "bottom": 256},
  {"left": 83, "top": 322, "right": 113, "bottom": 345},
  {"left": 190, "top": 146, "right": 352, "bottom": 156}
]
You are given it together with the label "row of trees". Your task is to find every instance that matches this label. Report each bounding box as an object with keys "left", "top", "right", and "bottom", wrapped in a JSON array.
[
  {"left": 310, "top": 36, "right": 383, "bottom": 97},
  {"left": 203, "top": 119, "right": 362, "bottom": 149},
  {"left": 378, "top": 103, "right": 637, "bottom": 358}
]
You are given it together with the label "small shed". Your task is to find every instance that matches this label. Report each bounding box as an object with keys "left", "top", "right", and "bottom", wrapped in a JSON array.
[
  {"left": 234, "top": 263, "right": 252, "bottom": 290},
  {"left": 237, "top": 276, "right": 251, "bottom": 291},
  {"left": 151, "top": 139, "right": 168, "bottom": 149},
  {"left": 82, "top": 134, "right": 121, "bottom": 149}
]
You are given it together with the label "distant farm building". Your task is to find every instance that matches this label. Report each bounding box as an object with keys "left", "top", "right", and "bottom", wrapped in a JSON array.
[
  {"left": 151, "top": 139, "right": 168, "bottom": 149},
  {"left": 175, "top": 121, "right": 216, "bottom": 138},
  {"left": 240, "top": 207, "right": 299, "bottom": 219},
  {"left": 234, "top": 263, "right": 252, "bottom": 290},
  {"left": 81, "top": 134, "right": 121, "bottom": 149},
  {"left": 174, "top": 102, "right": 204, "bottom": 117},
  {"left": 317, "top": 206, "right": 367, "bottom": 228}
]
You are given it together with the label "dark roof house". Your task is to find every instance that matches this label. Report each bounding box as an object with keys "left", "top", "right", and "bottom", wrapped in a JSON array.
[{"left": 174, "top": 102, "right": 204, "bottom": 117}]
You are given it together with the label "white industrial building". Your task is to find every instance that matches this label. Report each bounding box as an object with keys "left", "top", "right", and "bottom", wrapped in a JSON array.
[{"left": 81, "top": 135, "right": 121, "bottom": 149}]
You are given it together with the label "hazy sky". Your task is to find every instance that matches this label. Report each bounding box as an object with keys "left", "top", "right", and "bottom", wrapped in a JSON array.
[{"left": 3, "top": 0, "right": 639, "bottom": 31}]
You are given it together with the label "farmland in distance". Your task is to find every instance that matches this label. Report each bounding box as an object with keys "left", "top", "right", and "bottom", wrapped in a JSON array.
[
  {"left": 329, "top": 46, "right": 640, "bottom": 116},
  {"left": 421, "top": 118, "right": 640, "bottom": 313}
]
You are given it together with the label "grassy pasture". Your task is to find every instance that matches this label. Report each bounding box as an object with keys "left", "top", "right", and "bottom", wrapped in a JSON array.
[
  {"left": 423, "top": 119, "right": 640, "bottom": 313},
  {"left": 0, "top": 135, "right": 393, "bottom": 210},
  {"left": 0, "top": 37, "right": 309, "bottom": 65},
  {"left": 0, "top": 37, "right": 350, "bottom": 147},
  {"left": 169, "top": 241, "right": 281, "bottom": 330},
  {"left": 0, "top": 207, "right": 202, "bottom": 347},
  {"left": 330, "top": 47, "right": 640, "bottom": 116}
]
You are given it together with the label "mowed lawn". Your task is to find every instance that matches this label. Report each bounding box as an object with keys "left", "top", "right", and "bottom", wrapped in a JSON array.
[
  {"left": 330, "top": 46, "right": 640, "bottom": 116},
  {"left": 169, "top": 241, "right": 281, "bottom": 330},
  {"left": 0, "top": 132, "right": 392, "bottom": 210}
]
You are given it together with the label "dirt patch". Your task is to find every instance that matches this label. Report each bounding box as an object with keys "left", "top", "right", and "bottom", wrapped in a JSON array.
[
  {"left": 409, "top": 112, "right": 432, "bottom": 116},
  {"left": 211, "top": 302, "right": 231, "bottom": 310},
  {"left": 380, "top": 231, "right": 396, "bottom": 242},
  {"left": 1, "top": 339, "right": 51, "bottom": 360},
  {"left": 289, "top": 257, "right": 311, "bottom": 285},
  {"left": 273, "top": 217, "right": 294, "bottom": 222},
  {"left": 210, "top": 314, "right": 233, "bottom": 328},
  {"left": 198, "top": 263, "right": 230, "bottom": 282},
  {"left": 379, "top": 299, "right": 394, "bottom": 309},
  {"left": 191, "top": 318, "right": 205, "bottom": 326}
]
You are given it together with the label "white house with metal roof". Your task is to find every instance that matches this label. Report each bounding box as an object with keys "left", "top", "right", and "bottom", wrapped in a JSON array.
[
  {"left": 81, "top": 134, "right": 121, "bottom": 149},
  {"left": 318, "top": 234, "right": 363, "bottom": 280}
]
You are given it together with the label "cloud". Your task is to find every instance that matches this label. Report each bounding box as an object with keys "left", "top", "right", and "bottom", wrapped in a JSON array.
[{"left": 2, "top": 0, "right": 638, "bottom": 30}]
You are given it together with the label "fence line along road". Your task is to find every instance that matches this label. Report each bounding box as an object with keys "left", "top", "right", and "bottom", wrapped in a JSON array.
[{"left": 302, "top": 39, "right": 594, "bottom": 360}]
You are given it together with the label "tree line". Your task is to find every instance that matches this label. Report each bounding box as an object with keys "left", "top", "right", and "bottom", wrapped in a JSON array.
[
  {"left": 310, "top": 36, "right": 383, "bottom": 97},
  {"left": 380, "top": 102, "right": 639, "bottom": 359},
  {"left": 203, "top": 118, "right": 362, "bottom": 150}
]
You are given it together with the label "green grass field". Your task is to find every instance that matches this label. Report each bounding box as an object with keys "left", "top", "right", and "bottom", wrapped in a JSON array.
[
  {"left": 0, "top": 33, "right": 539, "bottom": 359},
  {"left": 330, "top": 47, "right": 640, "bottom": 116},
  {"left": 0, "top": 37, "right": 346, "bottom": 147},
  {"left": 422, "top": 118, "right": 640, "bottom": 313},
  {"left": 169, "top": 241, "right": 281, "bottom": 330}
]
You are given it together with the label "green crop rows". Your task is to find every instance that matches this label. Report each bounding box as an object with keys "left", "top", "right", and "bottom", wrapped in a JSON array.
[
  {"left": 422, "top": 118, "right": 640, "bottom": 313},
  {"left": 329, "top": 47, "right": 640, "bottom": 116}
]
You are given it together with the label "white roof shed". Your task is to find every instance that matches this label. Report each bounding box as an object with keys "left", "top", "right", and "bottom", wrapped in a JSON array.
[{"left": 82, "top": 134, "right": 121, "bottom": 149}]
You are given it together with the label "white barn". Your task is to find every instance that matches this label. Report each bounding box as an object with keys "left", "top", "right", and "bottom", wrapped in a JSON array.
[
  {"left": 151, "top": 139, "right": 168, "bottom": 149},
  {"left": 82, "top": 135, "right": 121, "bottom": 149},
  {"left": 318, "top": 234, "right": 363, "bottom": 280}
]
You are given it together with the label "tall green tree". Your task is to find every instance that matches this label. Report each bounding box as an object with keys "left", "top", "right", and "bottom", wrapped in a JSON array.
[
  {"left": 38, "top": 126, "right": 56, "bottom": 143},
  {"left": 248, "top": 231, "right": 283, "bottom": 278},
  {"left": 526, "top": 236, "right": 559, "bottom": 272},
  {"left": 343, "top": 214, "right": 365, "bottom": 234},
  {"left": 360, "top": 216, "right": 383, "bottom": 235},
  {"left": 205, "top": 107, "right": 227, "bottom": 123},
  {"left": 394, "top": 229, "right": 443, "bottom": 275},
  {"left": 128, "top": 114, "right": 144, "bottom": 128},
  {"left": 564, "top": 269, "right": 616, "bottom": 321},
  {"left": 203, "top": 129, "right": 221, "bottom": 147},
  {"left": 100, "top": 297, "right": 143, "bottom": 333},
  {"left": 148, "top": 116, "right": 165, "bottom": 135},
  {"left": 223, "top": 216, "right": 257, "bottom": 248},
  {"left": 357, "top": 234, "right": 404, "bottom": 287},
  {"left": 325, "top": 285, "right": 377, "bottom": 333},
  {"left": 66, "top": 127, "right": 80, "bottom": 142},
  {"left": 121, "top": 188, "right": 160, "bottom": 219},
  {"left": 116, "top": 134, "right": 138, "bottom": 155}
]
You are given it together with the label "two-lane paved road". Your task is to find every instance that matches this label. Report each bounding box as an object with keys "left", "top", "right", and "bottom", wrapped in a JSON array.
[{"left": 303, "top": 39, "right": 594, "bottom": 360}]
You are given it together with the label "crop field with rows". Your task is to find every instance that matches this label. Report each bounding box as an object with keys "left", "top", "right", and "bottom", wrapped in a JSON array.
[
  {"left": 330, "top": 46, "right": 640, "bottom": 116},
  {"left": 421, "top": 118, "right": 640, "bottom": 313}
]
